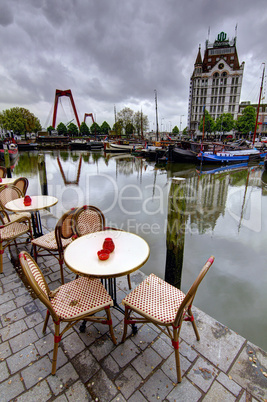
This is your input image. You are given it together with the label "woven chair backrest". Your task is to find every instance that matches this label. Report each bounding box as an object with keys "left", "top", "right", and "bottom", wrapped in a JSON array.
[
  {"left": 174, "top": 256, "right": 214, "bottom": 328},
  {"left": 54, "top": 208, "right": 78, "bottom": 250},
  {"left": 19, "top": 251, "right": 58, "bottom": 320},
  {"left": 0, "top": 185, "right": 23, "bottom": 209},
  {"left": 0, "top": 167, "right": 7, "bottom": 178},
  {"left": 73, "top": 205, "right": 105, "bottom": 237},
  {"left": 13, "top": 177, "right": 29, "bottom": 196}
]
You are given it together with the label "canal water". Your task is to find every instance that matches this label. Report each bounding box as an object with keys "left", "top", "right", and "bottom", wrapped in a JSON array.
[{"left": 11, "top": 149, "right": 267, "bottom": 351}]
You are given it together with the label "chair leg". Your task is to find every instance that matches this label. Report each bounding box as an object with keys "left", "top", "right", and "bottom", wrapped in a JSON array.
[
  {"left": 58, "top": 257, "right": 65, "bottom": 284},
  {"left": 0, "top": 243, "right": 3, "bottom": 274},
  {"left": 52, "top": 322, "right": 60, "bottom": 375},
  {"left": 188, "top": 307, "right": 200, "bottom": 341},
  {"left": 121, "top": 306, "right": 130, "bottom": 342},
  {"left": 106, "top": 307, "right": 117, "bottom": 345},
  {"left": 173, "top": 328, "right": 182, "bottom": 383},
  {"left": 127, "top": 274, "right": 132, "bottom": 289},
  {"left": 43, "top": 309, "right": 50, "bottom": 333}
]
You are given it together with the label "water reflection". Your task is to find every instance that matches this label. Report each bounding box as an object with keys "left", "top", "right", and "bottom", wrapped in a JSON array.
[{"left": 11, "top": 150, "right": 267, "bottom": 350}]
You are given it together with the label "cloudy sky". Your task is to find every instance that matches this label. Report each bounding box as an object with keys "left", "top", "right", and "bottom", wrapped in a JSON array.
[{"left": 0, "top": 0, "right": 266, "bottom": 132}]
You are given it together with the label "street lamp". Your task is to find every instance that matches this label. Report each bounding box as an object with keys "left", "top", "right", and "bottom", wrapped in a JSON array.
[
  {"left": 161, "top": 118, "right": 164, "bottom": 134},
  {"left": 180, "top": 115, "right": 184, "bottom": 133}
]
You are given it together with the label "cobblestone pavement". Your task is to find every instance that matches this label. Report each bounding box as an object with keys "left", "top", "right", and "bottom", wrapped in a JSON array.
[{"left": 0, "top": 215, "right": 266, "bottom": 401}]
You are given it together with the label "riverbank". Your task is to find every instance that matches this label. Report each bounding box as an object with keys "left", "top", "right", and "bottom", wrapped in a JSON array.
[{"left": 0, "top": 210, "right": 266, "bottom": 401}]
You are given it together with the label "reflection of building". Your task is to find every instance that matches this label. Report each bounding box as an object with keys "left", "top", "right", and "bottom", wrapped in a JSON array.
[{"left": 188, "top": 31, "right": 244, "bottom": 134}]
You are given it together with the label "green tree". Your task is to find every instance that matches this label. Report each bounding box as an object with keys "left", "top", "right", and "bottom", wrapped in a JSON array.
[
  {"left": 90, "top": 122, "right": 101, "bottom": 136},
  {"left": 133, "top": 111, "right": 149, "bottom": 136},
  {"left": 199, "top": 110, "right": 215, "bottom": 138},
  {"left": 117, "top": 107, "right": 134, "bottom": 133},
  {"left": 172, "top": 126, "right": 179, "bottom": 135},
  {"left": 0, "top": 107, "right": 41, "bottom": 136},
  {"left": 236, "top": 106, "right": 256, "bottom": 137},
  {"left": 113, "top": 121, "right": 123, "bottom": 136},
  {"left": 47, "top": 125, "right": 54, "bottom": 135},
  {"left": 57, "top": 122, "right": 68, "bottom": 136},
  {"left": 125, "top": 122, "right": 134, "bottom": 137},
  {"left": 79, "top": 121, "right": 90, "bottom": 136},
  {"left": 182, "top": 127, "right": 188, "bottom": 136},
  {"left": 215, "top": 113, "right": 235, "bottom": 135},
  {"left": 101, "top": 121, "right": 111, "bottom": 136},
  {"left": 67, "top": 122, "right": 78, "bottom": 137}
]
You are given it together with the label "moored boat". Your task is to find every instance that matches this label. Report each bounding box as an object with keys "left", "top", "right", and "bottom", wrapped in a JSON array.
[
  {"left": 197, "top": 148, "right": 266, "bottom": 164},
  {"left": 0, "top": 138, "right": 19, "bottom": 161}
]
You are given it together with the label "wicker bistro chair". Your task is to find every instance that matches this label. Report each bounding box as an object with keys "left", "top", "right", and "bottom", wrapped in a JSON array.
[
  {"left": 0, "top": 184, "right": 31, "bottom": 224},
  {"left": 13, "top": 177, "right": 29, "bottom": 196},
  {"left": 121, "top": 256, "right": 215, "bottom": 383},
  {"left": 73, "top": 205, "right": 132, "bottom": 289},
  {"left": 31, "top": 208, "right": 78, "bottom": 284},
  {"left": 19, "top": 251, "right": 117, "bottom": 375},
  {"left": 0, "top": 167, "right": 7, "bottom": 178},
  {"left": 0, "top": 214, "right": 33, "bottom": 273}
]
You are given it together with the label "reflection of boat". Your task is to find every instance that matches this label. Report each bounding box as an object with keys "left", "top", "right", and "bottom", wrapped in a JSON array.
[
  {"left": 264, "top": 154, "right": 267, "bottom": 170},
  {"left": 196, "top": 163, "right": 249, "bottom": 175},
  {"left": 0, "top": 138, "right": 19, "bottom": 161}
]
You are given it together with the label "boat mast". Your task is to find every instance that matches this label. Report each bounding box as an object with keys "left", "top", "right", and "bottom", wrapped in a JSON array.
[
  {"left": 154, "top": 90, "right": 159, "bottom": 141},
  {"left": 252, "top": 63, "right": 265, "bottom": 145}
]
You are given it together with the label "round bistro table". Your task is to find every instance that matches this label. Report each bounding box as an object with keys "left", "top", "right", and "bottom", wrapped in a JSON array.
[
  {"left": 64, "top": 229, "right": 150, "bottom": 330},
  {"left": 5, "top": 195, "right": 58, "bottom": 238}
]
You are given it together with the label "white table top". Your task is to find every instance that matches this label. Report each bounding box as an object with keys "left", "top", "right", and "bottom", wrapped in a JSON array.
[
  {"left": 5, "top": 195, "right": 58, "bottom": 212},
  {"left": 0, "top": 178, "right": 16, "bottom": 185},
  {"left": 64, "top": 230, "right": 150, "bottom": 278}
]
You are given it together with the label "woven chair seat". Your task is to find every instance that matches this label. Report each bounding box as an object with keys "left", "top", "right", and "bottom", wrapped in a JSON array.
[
  {"left": 3, "top": 212, "right": 31, "bottom": 224},
  {"left": 0, "top": 221, "right": 29, "bottom": 240},
  {"left": 123, "top": 273, "right": 186, "bottom": 325},
  {"left": 50, "top": 276, "right": 113, "bottom": 319},
  {"left": 32, "top": 230, "right": 73, "bottom": 250}
]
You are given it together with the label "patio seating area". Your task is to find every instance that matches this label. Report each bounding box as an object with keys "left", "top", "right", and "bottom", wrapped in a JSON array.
[{"left": 0, "top": 210, "right": 266, "bottom": 401}]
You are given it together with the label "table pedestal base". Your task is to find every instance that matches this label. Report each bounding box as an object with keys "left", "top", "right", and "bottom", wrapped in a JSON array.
[{"left": 31, "top": 211, "right": 43, "bottom": 238}]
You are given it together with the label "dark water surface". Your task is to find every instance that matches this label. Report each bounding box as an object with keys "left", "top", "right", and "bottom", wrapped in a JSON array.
[{"left": 12, "top": 150, "right": 267, "bottom": 350}]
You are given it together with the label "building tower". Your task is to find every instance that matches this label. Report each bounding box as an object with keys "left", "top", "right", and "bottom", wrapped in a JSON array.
[{"left": 188, "top": 31, "right": 245, "bottom": 136}]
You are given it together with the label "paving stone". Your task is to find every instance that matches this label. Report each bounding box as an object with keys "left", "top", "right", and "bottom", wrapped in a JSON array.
[
  {"left": 151, "top": 336, "right": 173, "bottom": 359},
  {"left": 15, "top": 292, "right": 33, "bottom": 308},
  {"left": 34, "top": 319, "right": 51, "bottom": 338},
  {"left": 6, "top": 344, "right": 39, "bottom": 374},
  {"left": 65, "top": 380, "right": 92, "bottom": 401},
  {"left": 89, "top": 334, "right": 117, "bottom": 361},
  {"left": 0, "top": 340, "right": 11, "bottom": 359},
  {"left": 47, "top": 362, "right": 79, "bottom": 396},
  {"left": 179, "top": 339, "right": 199, "bottom": 362},
  {"left": 0, "top": 290, "right": 15, "bottom": 304},
  {"left": 53, "top": 394, "right": 68, "bottom": 401},
  {"left": 187, "top": 356, "right": 218, "bottom": 393},
  {"left": 130, "top": 323, "right": 158, "bottom": 350},
  {"left": 0, "top": 299, "right": 16, "bottom": 315},
  {"left": 202, "top": 380, "right": 236, "bottom": 401},
  {"left": 1, "top": 306, "right": 26, "bottom": 326},
  {"left": 0, "top": 360, "right": 9, "bottom": 382},
  {"left": 115, "top": 365, "right": 142, "bottom": 399},
  {"left": 24, "top": 311, "right": 44, "bottom": 328},
  {"left": 128, "top": 390, "right": 147, "bottom": 402},
  {"left": 48, "top": 346, "right": 68, "bottom": 371},
  {"left": 0, "top": 373, "right": 25, "bottom": 402},
  {"left": 139, "top": 368, "right": 174, "bottom": 401},
  {"left": 0, "top": 318, "right": 28, "bottom": 341},
  {"left": 35, "top": 332, "right": 54, "bottom": 356},
  {"left": 229, "top": 341, "right": 267, "bottom": 400},
  {"left": 9, "top": 328, "right": 38, "bottom": 353},
  {"left": 88, "top": 369, "right": 118, "bottom": 402},
  {"left": 111, "top": 338, "right": 140, "bottom": 367},
  {"left": 101, "top": 355, "right": 121, "bottom": 381},
  {"left": 217, "top": 371, "right": 242, "bottom": 397},
  {"left": 131, "top": 347, "right": 162, "bottom": 379},
  {"left": 16, "top": 379, "right": 53, "bottom": 401},
  {"left": 21, "top": 355, "right": 51, "bottom": 388},
  {"left": 111, "top": 393, "right": 127, "bottom": 402},
  {"left": 74, "top": 322, "right": 102, "bottom": 346},
  {"left": 161, "top": 352, "right": 191, "bottom": 383},
  {"left": 24, "top": 301, "right": 38, "bottom": 315},
  {"left": 13, "top": 284, "right": 29, "bottom": 297},
  {"left": 4, "top": 278, "right": 22, "bottom": 292},
  {"left": 61, "top": 330, "right": 86, "bottom": 359},
  {"left": 71, "top": 349, "right": 100, "bottom": 383},
  {"left": 166, "top": 376, "right": 203, "bottom": 401},
  {"left": 181, "top": 308, "right": 246, "bottom": 372}
]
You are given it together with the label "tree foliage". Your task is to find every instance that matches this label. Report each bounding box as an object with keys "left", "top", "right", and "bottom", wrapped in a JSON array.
[
  {"left": 79, "top": 121, "right": 90, "bottom": 136},
  {"left": 236, "top": 106, "right": 256, "bottom": 136},
  {"left": 215, "top": 113, "right": 235, "bottom": 134},
  {"left": 90, "top": 122, "right": 101, "bottom": 136},
  {"left": 117, "top": 107, "right": 134, "bottom": 132},
  {"left": 198, "top": 110, "right": 215, "bottom": 135},
  {"left": 133, "top": 111, "right": 149, "bottom": 136},
  {"left": 47, "top": 125, "right": 54, "bottom": 135},
  {"left": 101, "top": 121, "right": 111, "bottom": 136},
  {"left": 113, "top": 121, "right": 123, "bottom": 136},
  {"left": 0, "top": 107, "right": 42, "bottom": 136},
  {"left": 67, "top": 122, "right": 78, "bottom": 137},
  {"left": 56, "top": 122, "right": 68, "bottom": 136},
  {"left": 172, "top": 125, "right": 179, "bottom": 134}
]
